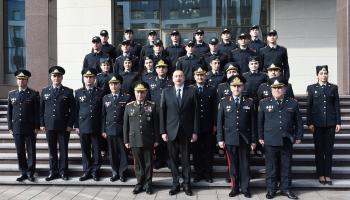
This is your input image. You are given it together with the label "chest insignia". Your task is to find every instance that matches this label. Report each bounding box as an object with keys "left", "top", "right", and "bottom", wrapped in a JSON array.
[
  {"left": 105, "top": 101, "right": 111, "bottom": 107},
  {"left": 79, "top": 96, "right": 86, "bottom": 102},
  {"left": 224, "top": 89, "right": 229, "bottom": 95},
  {"left": 11, "top": 98, "right": 16, "bottom": 104},
  {"left": 44, "top": 93, "right": 50, "bottom": 100},
  {"left": 226, "top": 105, "right": 231, "bottom": 112}
]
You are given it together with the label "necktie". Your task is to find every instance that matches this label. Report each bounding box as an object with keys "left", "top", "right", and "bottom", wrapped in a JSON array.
[
  {"left": 19, "top": 90, "right": 25, "bottom": 101},
  {"left": 176, "top": 89, "right": 182, "bottom": 107},
  {"left": 277, "top": 100, "right": 282, "bottom": 107},
  {"left": 138, "top": 103, "right": 142, "bottom": 112},
  {"left": 198, "top": 87, "right": 203, "bottom": 93},
  {"left": 53, "top": 87, "right": 59, "bottom": 97},
  {"left": 113, "top": 94, "right": 118, "bottom": 101},
  {"left": 235, "top": 97, "right": 239, "bottom": 108},
  {"left": 322, "top": 85, "right": 326, "bottom": 94}
]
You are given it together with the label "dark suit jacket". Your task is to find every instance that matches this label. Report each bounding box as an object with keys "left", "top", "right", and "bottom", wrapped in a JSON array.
[
  {"left": 8, "top": 88, "right": 40, "bottom": 134},
  {"left": 40, "top": 85, "right": 75, "bottom": 131},
  {"left": 160, "top": 86, "right": 199, "bottom": 141},
  {"left": 306, "top": 83, "right": 341, "bottom": 127}
]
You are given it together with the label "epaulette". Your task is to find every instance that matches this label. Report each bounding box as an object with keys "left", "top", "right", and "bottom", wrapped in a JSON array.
[
  {"left": 123, "top": 92, "right": 130, "bottom": 96},
  {"left": 147, "top": 100, "right": 155, "bottom": 104},
  {"left": 127, "top": 101, "right": 134, "bottom": 105}
]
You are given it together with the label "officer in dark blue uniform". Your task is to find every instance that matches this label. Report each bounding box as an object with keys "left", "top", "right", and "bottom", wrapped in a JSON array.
[
  {"left": 140, "top": 30, "right": 157, "bottom": 58},
  {"left": 248, "top": 25, "right": 265, "bottom": 56},
  {"left": 193, "top": 29, "right": 209, "bottom": 58},
  {"left": 230, "top": 33, "right": 256, "bottom": 74},
  {"left": 141, "top": 56, "right": 157, "bottom": 82},
  {"left": 116, "top": 29, "right": 142, "bottom": 57},
  {"left": 204, "top": 37, "right": 229, "bottom": 72},
  {"left": 83, "top": 36, "right": 109, "bottom": 73},
  {"left": 191, "top": 66, "right": 217, "bottom": 183},
  {"left": 219, "top": 28, "right": 238, "bottom": 57},
  {"left": 114, "top": 40, "right": 140, "bottom": 74},
  {"left": 8, "top": 70, "right": 39, "bottom": 182},
  {"left": 120, "top": 56, "right": 139, "bottom": 97},
  {"left": 216, "top": 63, "right": 240, "bottom": 101},
  {"left": 206, "top": 56, "right": 225, "bottom": 88},
  {"left": 258, "top": 76, "right": 303, "bottom": 199},
  {"left": 101, "top": 74, "right": 131, "bottom": 182},
  {"left": 217, "top": 75, "right": 256, "bottom": 198},
  {"left": 147, "top": 39, "right": 172, "bottom": 73},
  {"left": 165, "top": 30, "right": 186, "bottom": 68},
  {"left": 306, "top": 65, "right": 341, "bottom": 185},
  {"left": 40, "top": 66, "right": 75, "bottom": 181},
  {"left": 99, "top": 30, "right": 117, "bottom": 62},
  {"left": 260, "top": 30, "right": 290, "bottom": 81},
  {"left": 75, "top": 68, "right": 104, "bottom": 181},
  {"left": 176, "top": 40, "right": 204, "bottom": 85},
  {"left": 96, "top": 58, "right": 112, "bottom": 96},
  {"left": 257, "top": 64, "right": 294, "bottom": 102}
]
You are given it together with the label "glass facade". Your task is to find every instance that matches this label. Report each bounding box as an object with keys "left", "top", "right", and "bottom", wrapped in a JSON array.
[
  {"left": 113, "top": 0, "right": 269, "bottom": 46},
  {"left": 4, "top": 0, "right": 26, "bottom": 74}
]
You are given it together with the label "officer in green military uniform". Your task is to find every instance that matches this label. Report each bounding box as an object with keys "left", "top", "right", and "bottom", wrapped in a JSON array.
[{"left": 123, "top": 81, "right": 159, "bottom": 195}]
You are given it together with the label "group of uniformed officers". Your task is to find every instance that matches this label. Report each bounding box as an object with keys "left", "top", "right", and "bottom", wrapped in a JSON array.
[{"left": 7, "top": 25, "right": 341, "bottom": 199}]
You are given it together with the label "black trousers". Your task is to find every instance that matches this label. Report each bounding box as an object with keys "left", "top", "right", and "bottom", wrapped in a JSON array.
[
  {"left": 193, "top": 132, "right": 215, "bottom": 178},
  {"left": 154, "top": 139, "right": 169, "bottom": 168},
  {"left": 13, "top": 133, "right": 36, "bottom": 176},
  {"left": 46, "top": 130, "right": 70, "bottom": 175},
  {"left": 107, "top": 135, "right": 128, "bottom": 177},
  {"left": 225, "top": 139, "right": 251, "bottom": 192},
  {"left": 132, "top": 147, "right": 153, "bottom": 187},
  {"left": 167, "top": 132, "right": 191, "bottom": 186},
  {"left": 314, "top": 126, "right": 335, "bottom": 177},
  {"left": 265, "top": 138, "right": 292, "bottom": 193},
  {"left": 80, "top": 133, "right": 101, "bottom": 175}
]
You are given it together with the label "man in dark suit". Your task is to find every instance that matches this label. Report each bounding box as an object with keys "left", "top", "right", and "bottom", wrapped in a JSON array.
[
  {"left": 8, "top": 69, "right": 40, "bottom": 182},
  {"left": 230, "top": 33, "right": 256, "bottom": 74},
  {"left": 258, "top": 76, "right": 303, "bottom": 199},
  {"left": 217, "top": 75, "right": 256, "bottom": 198},
  {"left": 160, "top": 70, "right": 199, "bottom": 196},
  {"left": 124, "top": 81, "right": 159, "bottom": 195},
  {"left": 101, "top": 74, "right": 131, "bottom": 182},
  {"left": 75, "top": 68, "right": 104, "bottom": 181},
  {"left": 40, "top": 66, "right": 75, "bottom": 181}
]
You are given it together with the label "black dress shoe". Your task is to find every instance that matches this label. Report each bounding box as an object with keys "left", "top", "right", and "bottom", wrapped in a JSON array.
[
  {"left": 243, "top": 191, "right": 252, "bottom": 198},
  {"left": 169, "top": 186, "right": 180, "bottom": 195},
  {"left": 110, "top": 175, "right": 120, "bottom": 182},
  {"left": 120, "top": 176, "right": 127, "bottom": 182},
  {"left": 145, "top": 187, "right": 153, "bottom": 195},
  {"left": 132, "top": 185, "right": 143, "bottom": 194},
  {"left": 193, "top": 176, "right": 202, "bottom": 183},
  {"left": 319, "top": 180, "right": 326, "bottom": 185},
  {"left": 16, "top": 174, "right": 28, "bottom": 182},
  {"left": 92, "top": 175, "right": 100, "bottom": 181},
  {"left": 325, "top": 180, "right": 333, "bottom": 185},
  {"left": 79, "top": 174, "right": 92, "bottom": 181},
  {"left": 266, "top": 191, "right": 276, "bottom": 199},
  {"left": 225, "top": 177, "right": 231, "bottom": 183},
  {"left": 281, "top": 191, "right": 298, "bottom": 199},
  {"left": 28, "top": 175, "right": 35, "bottom": 182},
  {"left": 183, "top": 186, "right": 193, "bottom": 196},
  {"left": 205, "top": 177, "right": 213, "bottom": 183},
  {"left": 61, "top": 174, "right": 69, "bottom": 181},
  {"left": 45, "top": 174, "right": 60, "bottom": 181},
  {"left": 229, "top": 189, "right": 239, "bottom": 197}
]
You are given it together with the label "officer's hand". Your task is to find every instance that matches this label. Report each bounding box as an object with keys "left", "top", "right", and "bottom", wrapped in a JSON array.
[
  {"left": 40, "top": 126, "right": 45, "bottom": 132},
  {"left": 161, "top": 134, "right": 168, "bottom": 142},
  {"left": 154, "top": 142, "right": 159, "bottom": 147},
  {"left": 251, "top": 143, "right": 256, "bottom": 150},
  {"left": 101, "top": 132, "right": 107, "bottom": 139},
  {"left": 295, "top": 139, "right": 301, "bottom": 144},
  {"left": 66, "top": 127, "right": 72, "bottom": 132},
  {"left": 191, "top": 133, "right": 198, "bottom": 143},
  {"left": 75, "top": 128, "right": 80, "bottom": 135},
  {"left": 309, "top": 125, "right": 315, "bottom": 133},
  {"left": 336, "top": 124, "right": 341, "bottom": 133},
  {"left": 9, "top": 129, "right": 13, "bottom": 135},
  {"left": 259, "top": 139, "right": 264, "bottom": 145},
  {"left": 125, "top": 143, "right": 130, "bottom": 149},
  {"left": 218, "top": 141, "right": 225, "bottom": 149}
]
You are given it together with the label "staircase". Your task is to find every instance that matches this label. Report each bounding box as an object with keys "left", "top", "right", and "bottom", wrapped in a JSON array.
[{"left": 1, "top": 96, "right": 350, "bottom": 187}]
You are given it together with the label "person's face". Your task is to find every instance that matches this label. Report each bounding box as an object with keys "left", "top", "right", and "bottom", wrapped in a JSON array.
[
  {"left": 172, "top": 70, "right": 185, "bottom": 86},
  {"left": 51, "top": 74, "right": 63, "bottom": 86},
  {"left": 238, "top": 38, "right": 249, "bottom": 46},
  {"left": 135, "top": 90, "right": 147, "bottom": 102},
  {"left": 148, "top": 34, "right": 157, "bottom": 42},
  {"left": 109, "top": 82, "right": 121, "bottom": 93},
  {"left": 226, "top": 70, "right": 238, "bottom": 78},
  {"left": 156, "top": 66, "right": 168, "bottom": 77},
  {"left": 267, "top": 34, "right": 278, "bottom": 44},
  {"left": 271, "top": 87, "right": 285, "bottom": 99},
  {"left": 100, "top": 63, "right": 110, "bottom": 73},
  {"left": 209, "top": 43, "right": 218, "bottom": 52},
  {"left": 171, "top": 35, "right": 180, "bottom": 43},
  {"left": 101, "top": 35, "right": 109, "bottom": 43},
  {"left": 267, "top": 69, "right": 281, "bottom": 78},
  {"left": 124, "top": 60, "right": 132, "bottom": 71},
  {"left": 231, "top": 85, "right": 244, "bottom": 96},
  {"left": 83, "top": 76, "right": 96, "bottom": 86},
  {"left": 92, "top": 41, "right": 102, "bottom": 51},
  {"left": 250, "top": 28, "right": 259, "bottom": 37},
  {"left": 248, "top": 61, "right": 259, "bottom": 71},
  {"left": 124, "top": 32, "right": 133, "bottom": 40},
  {"left": 144, "top": 59, "right": 154, "bottom": 70},
  {"left": 16, "top": 78, "right": 28, "bottom": 88},
  {"left": 185, "top": 45, "right": 194, "bottom": 54},
  {"left": 221, "top": 33, "right": 231, "bottom": 41},
  {"left": 194, "top": 74, "right": 206, "bottom": 84},
  {"left": 210, "top": 60, "right": 220, "bottom": 71},
  {"left": 153, "top": 45, "right": 162, "bottom": 54},
  {"left": 195, "top": 33, "right": 204, "bottom": 42},
  {"left": 318, "top": 70, "right": 329, "bottom": 83},
  {"left": 121, "top": 44, "right": 130, "bottom": 53}
]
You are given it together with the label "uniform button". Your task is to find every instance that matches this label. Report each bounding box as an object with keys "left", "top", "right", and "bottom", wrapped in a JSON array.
[
  {"left": 280, "top": 121, "right": 282, "bottom": 123},
  {"left": 20, "top": 103, "right": 22, "bottom": 105},
  {"left": 201, "top": 105, "right": 203, "bottom": 107},
  {"left": 279, "top": 111, "right": 281, "bottom": 112},
  {"left": 140, "top": 126, "right": 142, "bottom": 129},
  {"left": 237, "top": 122, "right": 239, "bottom": 125},
  {"left": 54, "top": 104, "right": 56, "bottom": 106},
  {"left": 236, "top": 128, "right": 239, "bottom": 131},
  {"left": 53, "top": 109, "right": 55, "bottom": 112},
  {"left": 201, "top": 110, "right": 203, "bottom": 112},
  {"left": 280, "top": 127, "right": 282, "bottom": 130},
  {"left": 237, "top": 111, "right": 239, "bottom": 113},
  {"left": 140, "top": 120, "right": 142, "bottom": 122},
  {"left": 53, "top": 115, "right": 55, "bottom": 117},
  {"left": 279, "top": 116, "right": 282, "bottom": 118},
  {"left": 19, "top": 119, "right": 22, "bottom": 121},
  {"left": 324, "top": 107, "right": 326, "bottom": 108},
  {"left": 324, "top": 101, "right": 326, "bottom": 103},
  {"left": 324, "top": 112, "right": 326, "bottom": 114},
  {"left": 201, "top": 115, "right": 203, "bottom": 117},
  {"left": 19, "top": 114, "right": 22, "bottom": 116}
]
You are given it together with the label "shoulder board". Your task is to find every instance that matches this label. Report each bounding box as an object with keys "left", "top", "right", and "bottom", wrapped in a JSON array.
[
  {"left": 123, "top": 93, "right": 130, "bottom": 96},
  {"left": 147, "top": 100, "right": 155, "bottom": 104},
  {"left": 127, "top": 101, "right": 135, "bottom": 105},
  {"left": 9, "top": 89, "right": 17, "bottom": 93}
]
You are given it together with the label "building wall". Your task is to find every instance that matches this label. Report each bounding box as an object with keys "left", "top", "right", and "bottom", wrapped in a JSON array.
[
  {"left": 270, "top": 0, "right": 337, "bottom": 94},
  {"left": 57, "top": 0, "right": 112, "bottom": 90}
]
